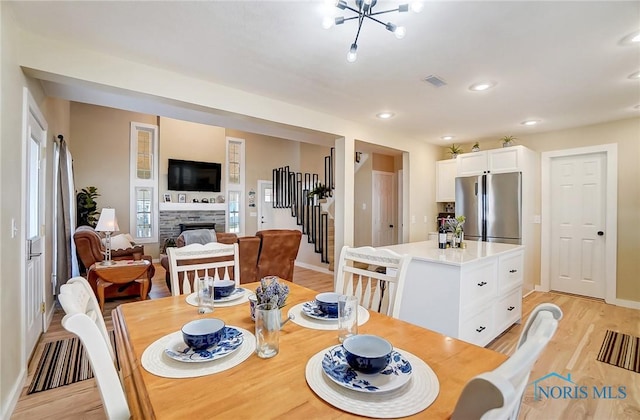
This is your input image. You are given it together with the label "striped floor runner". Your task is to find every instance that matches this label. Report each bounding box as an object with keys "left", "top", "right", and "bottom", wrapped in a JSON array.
[
  {"left": 596, "top": 330, "right": 640, "bottom": 373},
  {"left": 27, "top": 331, "right": 117, "bottom": 394}
]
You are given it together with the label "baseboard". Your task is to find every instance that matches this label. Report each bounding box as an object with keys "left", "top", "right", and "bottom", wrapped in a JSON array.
[
  {"left": 2, "top": 367, "right": 27, "bottom": 419},
  {"left": 295, "top": 261, "right": 333, "bottom": 275},
  {"left": 534, "top": 285, "right": 548, "bottom": 292},
  {"left": 523, "top": 289, "right": 535, "bottom": 298},
  {"left": 45, "top": 304, "right": 55, "bottom": 332},
  {"left": 612, "top": 298, "right": 640, "bottom": 310}
]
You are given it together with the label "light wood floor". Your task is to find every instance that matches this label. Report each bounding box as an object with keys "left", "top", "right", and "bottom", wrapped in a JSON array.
[{"left": 11, "top": 266, "right": 639, "bottom": 419}]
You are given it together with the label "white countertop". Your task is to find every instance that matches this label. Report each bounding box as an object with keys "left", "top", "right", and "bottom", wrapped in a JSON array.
[{"left": 382, "top": 240, "right": 523, "bottom": 266}]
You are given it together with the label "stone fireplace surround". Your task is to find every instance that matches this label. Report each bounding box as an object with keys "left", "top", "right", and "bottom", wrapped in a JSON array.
[{"left": 159, "top": 209, "right": 226, "bottom": 248}]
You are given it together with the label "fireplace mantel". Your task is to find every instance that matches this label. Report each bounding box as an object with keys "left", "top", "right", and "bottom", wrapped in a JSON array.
[{"left": 159, "top": 203, "right": 227, "bottom": 212}]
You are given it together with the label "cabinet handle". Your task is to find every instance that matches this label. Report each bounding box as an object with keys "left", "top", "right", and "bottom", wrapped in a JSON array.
[
  {"left": 476, "top": 326, "right": 486, "bottom": 333},
  {"left": 509, "top": 269, "right": 517, "bottom": 273},
  {"left": 477, "top": 281, "right": 487, "bottom": 287},
  {"left": 507, "top": 306, "right": 515, "bottom": 311}
]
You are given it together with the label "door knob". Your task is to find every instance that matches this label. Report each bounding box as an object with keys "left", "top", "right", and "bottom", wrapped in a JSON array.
[
  {"left": 597, "top": 231, "right": 604, "bottom": 236},
  {"left": 389, "top": 224, "right": 394, "bottom": 228}
]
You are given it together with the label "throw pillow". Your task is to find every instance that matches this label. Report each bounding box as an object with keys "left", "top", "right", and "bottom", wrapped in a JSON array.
[{"left": 110, "top": 234, "right": 133, "bottom": 250}]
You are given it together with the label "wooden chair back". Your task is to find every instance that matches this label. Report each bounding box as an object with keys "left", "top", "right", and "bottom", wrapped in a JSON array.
[
  {"left": 451, "top": 303, "right": 563, "bottom": 420},
  {"left": 167, "top": 242, "right": 240, "bottom": 296},
  {"left": 59, "top": 277, "right": 130, "bottom": 419},
  {"left": 334, "top": 245, "right": 411, "bottom": 318}
]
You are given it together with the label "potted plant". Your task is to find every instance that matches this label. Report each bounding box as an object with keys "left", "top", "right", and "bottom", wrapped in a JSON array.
[
  {"left": 307, "top": 183, "right": 332, "bottom": 199},
  {"left": 76, "top": 186, "right": 100, "bottom": 227},
  {"left": 472, "top": 142, "right": 480, "bottom": 152},
  {"left": 447, "top": 144, "right": 463, "bottom": 159},
  {"left": 446, "top": 215, "right": 466, "bottom": 247},
  {"left": 501, "top": 135, "right": 516, "bottom": 148}
]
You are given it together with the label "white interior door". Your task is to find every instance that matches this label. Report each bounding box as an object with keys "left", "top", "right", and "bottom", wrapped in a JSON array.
[
  {"left": 372, "top": 171, "right": 396, "bottom": 246},
  {"left": 24, "top": 92, "right": 47, "bottom": 358},
  {"left": 258, "top": 180, "right": 274, "bottom": 230},
  {"left": 549, "top": 152, "right": 606, "bottom": 298}
]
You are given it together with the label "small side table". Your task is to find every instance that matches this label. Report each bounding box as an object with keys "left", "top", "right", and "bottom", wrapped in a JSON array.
[{"left": 90, "top": 260, "right": 152, "bottom": 311}]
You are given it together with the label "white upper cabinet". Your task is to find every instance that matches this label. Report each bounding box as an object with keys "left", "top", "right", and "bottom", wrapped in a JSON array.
[
  {"left": 457, "top": 146, "right": 524, "bottom": 176},
  {"left": 436, "top": 159, "right": 457, "bottom": 202}
]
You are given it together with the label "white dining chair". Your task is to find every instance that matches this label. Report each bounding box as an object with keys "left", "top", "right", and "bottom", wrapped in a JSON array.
[
  {"left": 451, "top": 303, "right": 563, "bottom": 420},
  {"left": 59, "top": 277, "right": 130, "bottom": 420},
  {"left": 334, "top": 245, "right": 412, "bottom": 318},
  {"left": 167, "top": 242, "right": 240, "bottom": 296}
]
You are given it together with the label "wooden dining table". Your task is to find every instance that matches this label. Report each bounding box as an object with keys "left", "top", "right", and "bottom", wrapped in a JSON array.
[{"left": 112, "top": 281, "right": 508, "bottom": 419}]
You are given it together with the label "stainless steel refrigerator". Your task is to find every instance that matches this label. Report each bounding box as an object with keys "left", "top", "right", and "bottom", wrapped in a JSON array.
[{"left": 455, "top": 172, "right": 522, "bottom": 244}]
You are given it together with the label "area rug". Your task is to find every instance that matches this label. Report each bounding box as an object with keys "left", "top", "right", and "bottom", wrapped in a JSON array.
[
  {"left": 27, "top": 331, "right": 117, "bottom": 394},
  {"left": 596, "top": 330, "right": 639, "bottom": 373}
]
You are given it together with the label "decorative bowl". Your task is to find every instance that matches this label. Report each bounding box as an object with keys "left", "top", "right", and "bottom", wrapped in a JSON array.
[
  {"left": 342, "top": 334, "right": 393, "bottom": 374},
  {"left": 181, "top": 318, "right": 225, "bottom": 350},
  {"left": 213, "top": 279, "right": 236, "bottom": 299},
  {"left": 315, "top": 292, "right": 340, "bottom": 316}
]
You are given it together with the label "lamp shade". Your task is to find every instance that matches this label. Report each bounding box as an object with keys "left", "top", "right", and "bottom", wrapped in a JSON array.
[{"left": 95, "top": 208, "right": 120, "bottom": 232}]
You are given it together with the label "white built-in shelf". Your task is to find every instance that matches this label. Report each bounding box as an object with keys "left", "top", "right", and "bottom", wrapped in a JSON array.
[{"left": 159, "top": 203, "right": 227, "bottom": 211}]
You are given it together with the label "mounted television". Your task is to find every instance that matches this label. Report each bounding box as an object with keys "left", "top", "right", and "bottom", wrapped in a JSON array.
[{"left": 168, "top": 158, "right": 222, "bottom": 192}]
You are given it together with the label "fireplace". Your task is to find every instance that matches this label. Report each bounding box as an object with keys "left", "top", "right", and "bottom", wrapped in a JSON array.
[{"left": 179, "top": 222, "right": 216, "bottom": 233}]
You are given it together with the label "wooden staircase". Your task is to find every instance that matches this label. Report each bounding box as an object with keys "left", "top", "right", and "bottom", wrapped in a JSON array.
[{"left": 272, "top": 148, "right": 335, "bottom": 270}]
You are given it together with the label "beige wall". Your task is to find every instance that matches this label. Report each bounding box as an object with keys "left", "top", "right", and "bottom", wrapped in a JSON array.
[
  {"left": 372, "top": 153, "right": 396, "bottom": 172},
  {"left": 159, "top": 117, "right": 226, "bottom": 203},
  {"left": 456, "top": 117, "right": 640, "bottom": 303},
  {"left": 516, "top": 118, "right": 640, "bottom": 302},
  {"left": 354, "top": 157, "right": 373, "bottom": 247}
]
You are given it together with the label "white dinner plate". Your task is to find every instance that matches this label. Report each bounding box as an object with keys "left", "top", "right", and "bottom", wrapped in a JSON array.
[
  {"left": 321, "top": 345, "right": 412, "bottom": 393},
  {"left": 164, "top": 326, "right": 244, "bottom": 363},
  {"left": 301, "top": 300, "right": 338, "bottom": 321}
]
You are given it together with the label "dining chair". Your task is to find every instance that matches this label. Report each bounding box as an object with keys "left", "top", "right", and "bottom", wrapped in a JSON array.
[
  {"left": 451, "top": 303, "right": 563, "bottom": 420},
  {"left": 167, "top": 242, "right": 240, "bottom": 295},
  {"left": 334, "top": 245, "right": 412, "bottom": 318},
  {"left": 59, "top": 277, "right": 130, "bottom": 420}
]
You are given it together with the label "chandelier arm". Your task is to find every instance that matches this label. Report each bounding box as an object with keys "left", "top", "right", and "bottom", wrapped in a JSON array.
[
  {"left": 353, "top": 13, "right": 365, "bottom": 46},
  {"left": 362, "top": 13, "right": 389, "bottom": 27},
  {"left": 368, "top": 8, "right": 402, "bottom": 17},
  {"left": 340, "top": 4, "right": 363, "bottom": 14},
  {"left": 342, "top": 15, "right": 361, "bottom": 22}
]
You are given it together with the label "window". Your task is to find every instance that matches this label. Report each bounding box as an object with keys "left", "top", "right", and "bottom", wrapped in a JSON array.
[
  {"left": 226, "top": 138, "right": 245, "bottom": 234},
  {"left": 228, "top": 191, "right": 240, "bottom": 233},
  {"left": 130, "top": 122, "right": 158, "bottom": 243}
]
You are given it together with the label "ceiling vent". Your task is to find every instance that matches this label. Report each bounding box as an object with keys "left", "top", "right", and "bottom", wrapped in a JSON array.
[{"left": 423, "top": 75, "right": 447, "bottom": 88}]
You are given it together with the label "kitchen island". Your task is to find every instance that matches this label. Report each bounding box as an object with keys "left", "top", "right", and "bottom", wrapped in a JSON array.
[{"left": 383, "top": 240, "right": 524, "bottom": 347}]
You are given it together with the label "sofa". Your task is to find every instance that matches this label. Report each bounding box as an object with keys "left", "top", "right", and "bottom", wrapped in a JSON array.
[
  {"left": 73, "top": 225, "right": 156, "bottom": 299},
  {"left": 160, "top": 229, "right": 302, "bottom": 291}
]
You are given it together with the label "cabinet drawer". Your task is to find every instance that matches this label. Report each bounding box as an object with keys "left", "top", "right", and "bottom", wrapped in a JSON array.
[
  {"left": 460, "top": 306, "right": 494, "bottom": 346},
  {"left": 494, "top": 288, "right": 522, "bottom": 333},
  {"left": 460, "top": 260, "right": 498, "bottom": 311},
  {"left": 498, "top": 251, "right": 524, "bottom": 292}
]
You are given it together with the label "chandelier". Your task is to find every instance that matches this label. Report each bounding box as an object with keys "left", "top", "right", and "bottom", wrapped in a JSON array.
[{"left": 323, "top": 0, "right": 423, "bottom": 62}]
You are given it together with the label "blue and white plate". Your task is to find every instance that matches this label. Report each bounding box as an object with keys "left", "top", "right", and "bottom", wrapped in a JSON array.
[
  {"left": 164, "top": 327, "right": 244, "bottom": 363},
  {"left": 302, "top": 301, "right": 338, "bottom": 321},
  {"left": 321, "top": 345, "right": 412, "bottom": 393},
  {"left": 215, "top": 287, "right": 245, "bottom": 302}
]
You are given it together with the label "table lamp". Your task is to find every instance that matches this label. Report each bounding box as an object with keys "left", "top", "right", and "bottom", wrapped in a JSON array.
[{"left": 95, "top": 207, "right": 119, "bottom": 266}]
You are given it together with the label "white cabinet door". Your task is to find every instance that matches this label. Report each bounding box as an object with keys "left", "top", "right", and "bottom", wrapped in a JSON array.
[
  {"left": 436, "top": 159, "right": 457, "bottom": 202},
  {"left": 488, "top": 147, "right": 521, "bottom": 173},
  {"left": 457, "top": 151, "right": 488, "bottom": 176},
  {"left": 457, "top": 146, "right": 525, "bottom": 176}
]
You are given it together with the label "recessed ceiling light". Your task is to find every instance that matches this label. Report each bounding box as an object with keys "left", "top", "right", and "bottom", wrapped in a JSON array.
[
  {"left": 628, "top": 71, "right": 640, "bottom": 80},
  {"left": 521, "top": 120, "right": 540, "bottom": 126},
  {"left": 620, "top": 30, "right": 640, "bottom": 45},
  {"left": 469, "top": 81, "right": 496, "bottom": 92},
  {"left": 441, "top": 135, "right": 454, "bottom": 141},
  {"left": 376, "top": 112, "right": 395, "bottom": 119}
]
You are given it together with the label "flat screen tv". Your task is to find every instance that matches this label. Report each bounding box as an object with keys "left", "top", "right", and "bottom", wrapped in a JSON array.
[{"left": 168, "top": 158, "right": 222, "bottom": 192}]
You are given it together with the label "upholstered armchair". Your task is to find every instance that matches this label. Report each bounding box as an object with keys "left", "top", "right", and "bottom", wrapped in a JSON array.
[
  {"left": 73, "top": 226, "right": 155, "bottom": 299},
  {"left": 160, "top": 230, "right": 261, "bottom": 289},
  {"left": 255, "top": 229, "right": 302, "bottom": 282}
]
